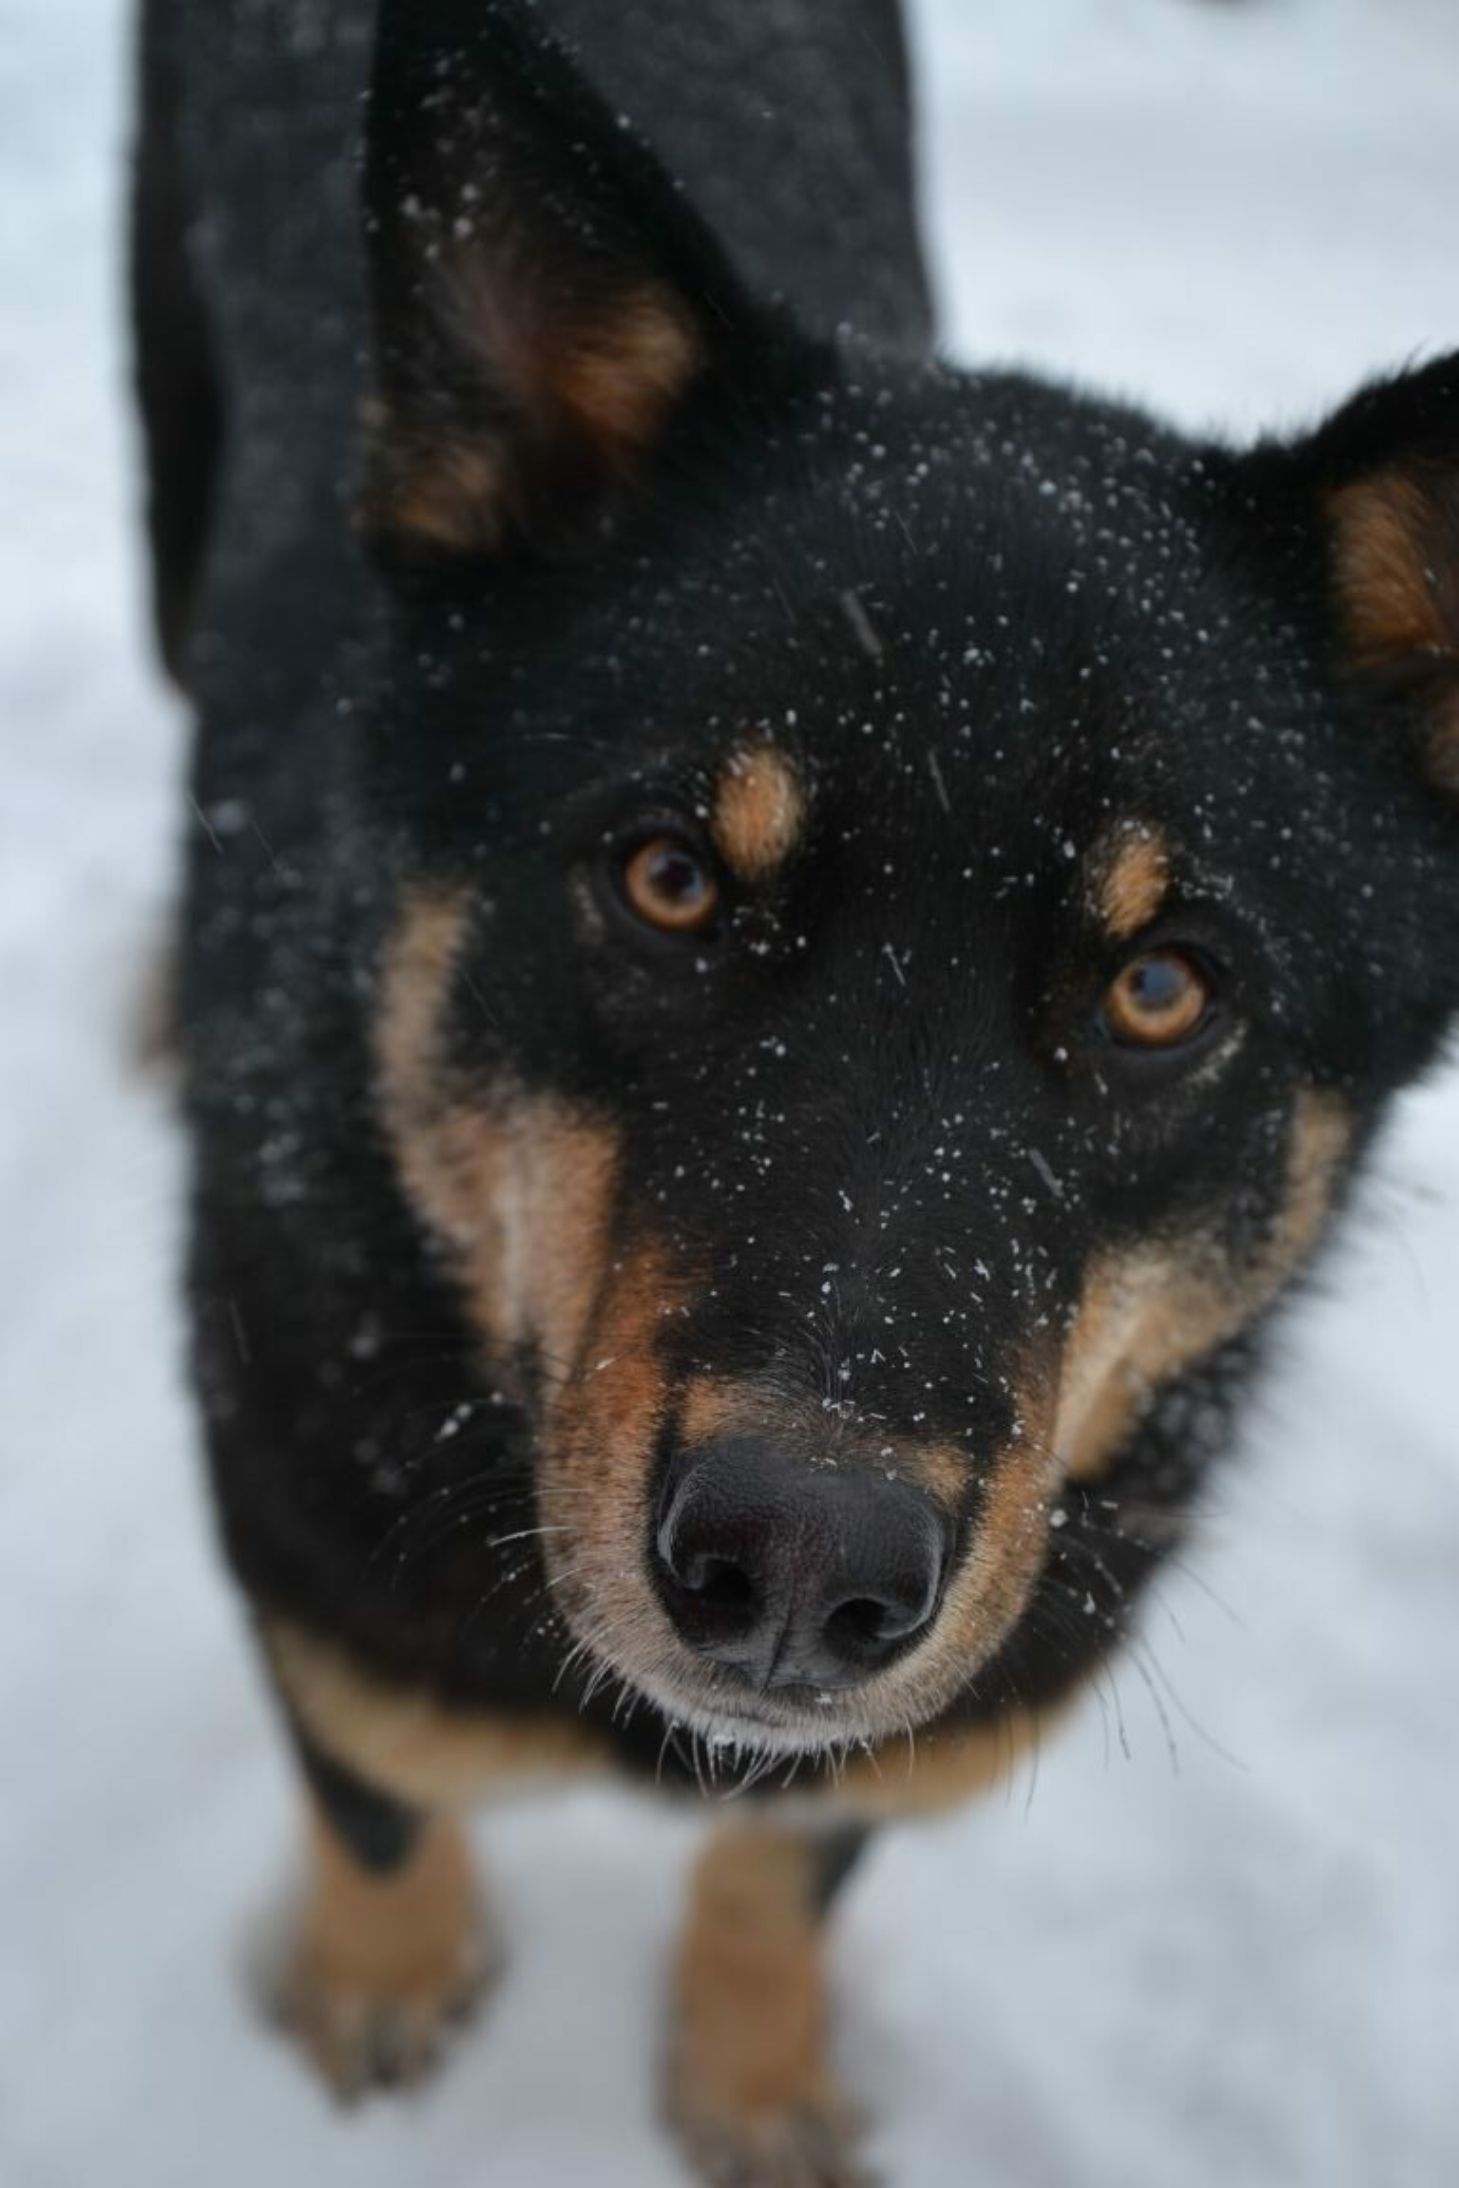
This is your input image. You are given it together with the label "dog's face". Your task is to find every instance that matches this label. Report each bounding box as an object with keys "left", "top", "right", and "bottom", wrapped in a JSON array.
[{"left": 361, "top": 3, "right": 1459, "bottom": 1756}]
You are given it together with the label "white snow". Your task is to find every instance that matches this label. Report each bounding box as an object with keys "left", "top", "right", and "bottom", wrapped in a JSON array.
[{"left": 4, "top": 2, "right": 1459, "bottom": 2184}]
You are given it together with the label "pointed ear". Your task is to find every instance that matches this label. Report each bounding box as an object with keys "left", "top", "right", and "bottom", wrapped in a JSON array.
[
  {"left": 1242, "top": 356, "right": 1459, "bottom": 802},
  {"left": 360, "top": 0, "right": 762, "bottom": 562}
]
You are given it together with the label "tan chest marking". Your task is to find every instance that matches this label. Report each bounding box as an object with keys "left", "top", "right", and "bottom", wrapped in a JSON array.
[{"left": 265, "top": 1618, "right": 611, "bottom": 1811}]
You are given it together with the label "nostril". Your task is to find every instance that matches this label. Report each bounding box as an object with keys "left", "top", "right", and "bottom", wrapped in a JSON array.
[
  {"left": 823, "top": 1585, "right": 935, "bottom": 1664},
  {"left": 823, "top": 1596, "right": 893, "bottom": 1656},
  {"left": 677, "top": 1552, "right": 756, "bottom": 1619},
  {"left": 654, "top": 1465, "right": 767, "bottom": 1655}
]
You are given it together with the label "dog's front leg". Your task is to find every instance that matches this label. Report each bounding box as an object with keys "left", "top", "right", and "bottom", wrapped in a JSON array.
[
  {"left": 274, "top": 1733, "right": 493, "bottom": 2099},
  {"left": 667, "top": 1820, "right": 874, "bottom": 2187}
]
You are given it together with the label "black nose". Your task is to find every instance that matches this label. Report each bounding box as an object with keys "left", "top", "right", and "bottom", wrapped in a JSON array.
[{"left": 652, "top": 1439, "right": 952, "bottom": 1694}]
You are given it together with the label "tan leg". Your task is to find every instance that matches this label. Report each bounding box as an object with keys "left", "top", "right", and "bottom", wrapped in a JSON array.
[
  {"left": 667, "top": 1825, "right": 872, "bottom": 2187},
  {"left": 277, "top": 1805, "right": 493, "bottom": 2099}
]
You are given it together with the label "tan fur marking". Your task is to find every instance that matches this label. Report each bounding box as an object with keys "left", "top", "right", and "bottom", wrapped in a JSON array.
[
  {"left": 712, "top": 747, "right": 805, "bottom": 880},
  {"left": 668, "top": 1827, "right": 856, "bottom": 2180},
  {"left": 375, "top": 887, "right": 621, "bottom": 1381},
  {"left": 1092, "top": 823, "right": 1170, "bottom": 942},
  {"left": 1057, "top": 1090, "right": 1351, "bottom": 1484},
  {"left": 1330, "top": 472, "right": 1459, "bottom": 798},
  {"left": 266, "top": 1619, "right": 609, "bottom": 1811},
  {"left": 892, "top": 1364, "right": 1063, "bottom": 1724},
  {"left": 835, "top": 1703, "right": 1054, "bottom": 1818},
  {"left": 538, "top": 1239, "right": 685, "bottom": 1663},
  {"left": 676, "top": 1376, "right": 966, "bottom": 1509},
  {"left": 1329, "top": 473, "right": 1447, "bottom": 668},
  {"left": 384, "top": 438, "right": 506, "bottom": 557},
  {"left": 677, "top": 1376, "right": 745, "bottom": 1449},
  {"left": 281, "top": 1809, "right": 484, "bottom": 2094},
  {"left": 549, "top": 284, "right": 702, "bottom": 464},
  {"left": 1338, "top": 474, "right": 1459, "bottom": 800},
  {"left": 368, "top": 273, "right": 700, "bottom": 550}
]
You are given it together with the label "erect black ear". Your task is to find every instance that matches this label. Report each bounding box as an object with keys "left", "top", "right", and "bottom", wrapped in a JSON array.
[
  {"left": 1240, "top": 355, "right": 1459, "bottom": 803},
  {"left": 361, "top": 0, "right": 764, "bottom": 561}
]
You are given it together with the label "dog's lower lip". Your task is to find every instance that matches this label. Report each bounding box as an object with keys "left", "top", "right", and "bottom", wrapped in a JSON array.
[{"left": 676, "top": 1694, "right": 857, "bottom": 1751}]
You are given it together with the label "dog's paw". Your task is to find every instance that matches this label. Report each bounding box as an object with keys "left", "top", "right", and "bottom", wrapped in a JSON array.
[
  {"left": 273, "top": 1910, "right": 495, "bottom": 2098},
  {"left": 261, "top": 1812, "right": 498, "bottom": 2099},
  {"left": 670, "top": 2094, "right": 875, "bottom": 2188}
]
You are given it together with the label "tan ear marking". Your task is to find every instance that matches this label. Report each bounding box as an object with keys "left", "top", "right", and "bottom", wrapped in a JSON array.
[
  {"left": 1327, "top": 470, "right": 1459, "bottom": 799},
  {"left": 711, "top": 747, "right": 805, "bottom": 880},
  {"left": 548, "top": 283, "right": 702, "bottom": 465},
  {"left": 367, "top": 277, "right": 701, "bottom": 551},
  {"left": 364, "top": 426, "right": 507, "bottom": 557},
  {"left": 1328, "top": 472, "right": 1450, "bottom": 669}
]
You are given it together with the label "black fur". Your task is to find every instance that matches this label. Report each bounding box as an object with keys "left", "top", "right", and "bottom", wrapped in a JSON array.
[{"left": 291, "top": 1721, "right": 423, "bottom": 1878}]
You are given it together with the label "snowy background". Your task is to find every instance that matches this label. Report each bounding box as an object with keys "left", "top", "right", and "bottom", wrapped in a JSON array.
[{"left": 4, "top": 1, "right": 1459, "bottom": 2183}]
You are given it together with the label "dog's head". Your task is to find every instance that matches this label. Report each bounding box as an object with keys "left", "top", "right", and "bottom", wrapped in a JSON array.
[{"left": 360, "top": 1, "right": 1459, "bottom": 1756}]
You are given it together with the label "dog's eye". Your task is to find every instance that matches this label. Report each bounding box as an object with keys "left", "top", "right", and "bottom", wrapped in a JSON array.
[
  {"left": 1102, "top": 948, "right": 1213, "bottom": 1049},
  {"left": 620, "top": 834, "right": 720, "bottom": 935}
]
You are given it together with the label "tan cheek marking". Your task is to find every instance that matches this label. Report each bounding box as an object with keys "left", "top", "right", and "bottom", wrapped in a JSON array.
[
  {"left": 667, "top": 1827, "right": 846, "bottom": 2168},
  {"left": 862, "top": 1097, "right": 1347, "bottom": 1726},
  {"left": 265, "top": 1619, "right": 610, "bottom": 1810},
  {"left": 711, "top": 748, "right": 805, "bottom": 880},
  {"left": 839, "top": 1359, "right": 1062, "bottom": 1742},
  {"left": 1057, "top": 1089, "right": 1351, "bottom": 1484},
  {"left": 1090, "top": 823, "right": 1171, "bottom": 942},
  {"left": 375, "top": 886, "right": 620, "bottom": 1381},
  {"left": 538, "top": 1243, "right": 683, "bottom": 1646},
  {"left": 374, "top": 896, "right": 683, "bottom": 1705}
]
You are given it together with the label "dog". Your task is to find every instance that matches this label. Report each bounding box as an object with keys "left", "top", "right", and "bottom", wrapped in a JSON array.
[{"left": 131, "top": 0, "right": 1459, "bottom": 2177}]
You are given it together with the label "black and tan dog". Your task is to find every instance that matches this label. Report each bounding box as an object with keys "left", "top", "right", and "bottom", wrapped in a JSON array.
[{"left": 132, "top": 0, "right": 1459, "bottom": 2177}]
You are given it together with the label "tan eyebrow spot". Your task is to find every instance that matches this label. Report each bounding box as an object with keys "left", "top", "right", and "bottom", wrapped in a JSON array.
[
  {"left": 1090, "top": 823, "right": 1171, "bottom": 942},
  {"left": 711, "top": 747, "right": 805, "bottom": 880}
]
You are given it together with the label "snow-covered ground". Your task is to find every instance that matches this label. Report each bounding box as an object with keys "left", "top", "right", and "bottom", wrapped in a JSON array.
[{"left": 4, "top": 1, "right": 1458, "bottom": 2182}]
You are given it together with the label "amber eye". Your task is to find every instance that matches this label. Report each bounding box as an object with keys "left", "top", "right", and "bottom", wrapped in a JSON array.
[
  {"left": 1102, "top": 948, "right": 1214, "bottom": 1049},
  {"left": 620, "top": 834, "right": 720, "bottom": 934}
]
